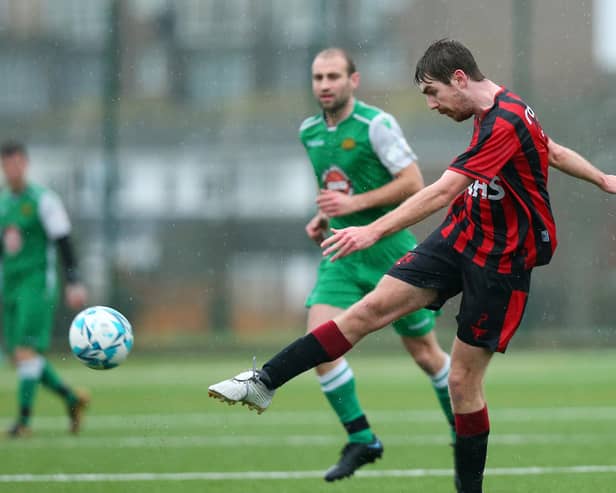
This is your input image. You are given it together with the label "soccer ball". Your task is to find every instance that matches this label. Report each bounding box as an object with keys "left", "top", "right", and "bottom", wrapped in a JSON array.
[{"left": 69, "top": 306, "right": 134, "bottom": 370}]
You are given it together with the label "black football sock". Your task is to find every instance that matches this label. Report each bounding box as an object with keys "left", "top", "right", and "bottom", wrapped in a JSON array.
[
  {"left": 260, "top": 320, "right": 352, "bottom": 390},
  {"left": 454, "top": 405, "right": 490, "bottom": 493}
]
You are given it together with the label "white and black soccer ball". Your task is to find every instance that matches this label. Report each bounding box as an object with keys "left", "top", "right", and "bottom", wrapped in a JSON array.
[{"left": 69, "top": 306, "right": 134, "bottom": 370}]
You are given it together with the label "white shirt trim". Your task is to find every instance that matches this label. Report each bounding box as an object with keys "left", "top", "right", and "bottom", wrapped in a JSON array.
[
  {"left": 368, "top": 112, "right": 417, "bottom": 175},
  {"left": 39, "top": 190, "right": 71, "bottom": 239}
]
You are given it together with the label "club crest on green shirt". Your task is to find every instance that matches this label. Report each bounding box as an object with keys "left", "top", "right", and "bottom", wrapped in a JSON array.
[
  {"left": 20, "top": 202, "right": 34, "bottom": 216},
  {"left": 322, "top": 166, "right": 353, "bottom": 195},
  {"left": 341, "top": 138, "right": 356, "bottom": 150}
]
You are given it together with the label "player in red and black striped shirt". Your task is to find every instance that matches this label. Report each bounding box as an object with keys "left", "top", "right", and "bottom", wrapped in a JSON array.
[
  {"left": 442, "top": 87, "right": 556, "bottom": 273},
  {"left": 207, "top": 40, "right": 616, "bottom": 493},
  {"left": 317, "top": 39, "right": 616, "bottom": 492}
]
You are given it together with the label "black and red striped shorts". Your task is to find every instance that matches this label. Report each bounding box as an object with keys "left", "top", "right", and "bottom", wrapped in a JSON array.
[{"left": 387, "top": 231, "right": 531, "bottom": 353}]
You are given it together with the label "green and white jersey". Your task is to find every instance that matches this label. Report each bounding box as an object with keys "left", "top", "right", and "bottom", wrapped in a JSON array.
[
  {"left": 0, "top": 183, "right": 71, "bottom": 282},
  {"left": 299, "top": 99, "right": 417, "bottom": 229},
  {"left": 301, "top": 101, "right": 434, "bottom": 333}
]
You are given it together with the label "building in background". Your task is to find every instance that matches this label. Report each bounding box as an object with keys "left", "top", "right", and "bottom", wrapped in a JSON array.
[{"left": 0, "top": 0, "right": 614, "bottom": 346}]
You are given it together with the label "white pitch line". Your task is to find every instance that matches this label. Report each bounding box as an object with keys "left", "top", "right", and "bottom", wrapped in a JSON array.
[
  {"left": 1, "top": 465, "right": 616, "bottom": 483},
  {"left": 0, "top": 432, "right": 613, "bottom": 450},
  {"left": 2, "top": 406, "right": 616, "bottom": 430}
]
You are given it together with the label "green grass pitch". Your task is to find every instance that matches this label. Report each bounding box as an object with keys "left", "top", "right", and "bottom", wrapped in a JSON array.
[{"left": 0, "top": 349, "right": 615, "bottom": 493}]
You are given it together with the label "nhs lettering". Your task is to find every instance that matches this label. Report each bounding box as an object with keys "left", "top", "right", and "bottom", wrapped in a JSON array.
[{"left": 467, "top": 176, "right": 505, "bottom": 200}]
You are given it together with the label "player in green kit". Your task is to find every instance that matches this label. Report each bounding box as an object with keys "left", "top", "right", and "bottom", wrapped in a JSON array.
[
  {"left": 0, "top": 141, "right": 89, "bottom": 437},
  {"left": 300, "top": 49, "right": 455, "bottom": 482}
]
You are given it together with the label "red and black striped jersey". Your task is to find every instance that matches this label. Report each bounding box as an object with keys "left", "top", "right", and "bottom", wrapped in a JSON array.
[{"left": 438, "top": 87, "right": 557, "bottom": 273}]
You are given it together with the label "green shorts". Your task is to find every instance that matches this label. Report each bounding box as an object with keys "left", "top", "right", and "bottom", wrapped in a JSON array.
[
  {"left": 306, "top": 232, "right": 436, "bottom": 337},
  {"left": 3, "top": 270, "right": 59, "bottom": 354}
]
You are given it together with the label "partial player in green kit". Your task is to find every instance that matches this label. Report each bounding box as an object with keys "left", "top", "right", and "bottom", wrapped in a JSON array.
[
  {"left": 0, "top": 141, "right": 89, "bottom": 437},
  {"left": 300, "top": 48, "right": 455, "bottom": 482}
]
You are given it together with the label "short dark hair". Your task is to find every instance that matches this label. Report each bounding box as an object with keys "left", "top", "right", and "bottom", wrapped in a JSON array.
[
  {"left": 0, "top": 140, "right": 27, "bottom": 158},
  {"left": 414, "top": 39, "right": 484, "bottom": 85},
  {"left": 314, "top": 47, "right": 357, "bottom": 76}
]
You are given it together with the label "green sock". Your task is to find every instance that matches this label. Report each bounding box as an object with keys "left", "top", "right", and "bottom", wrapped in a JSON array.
[
  {"left": 431, "top": 354, "right": 456, "bottom": 443},
  {"left": 17, "top": 377, "right": 38, "bottom": 426},
  {"left": 41, "top": 360, "right": 78, "bottom": 406},
  {"left": 319, "top": 360, "right": 374, "bottom": 444},
  {"left": 16, "top": 356, "right": 46, "bottom": 427}
]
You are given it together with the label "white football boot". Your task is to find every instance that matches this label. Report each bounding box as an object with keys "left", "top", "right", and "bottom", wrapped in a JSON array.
[{"left": 208, "top": 365, "right": 275, "bottom": 414}]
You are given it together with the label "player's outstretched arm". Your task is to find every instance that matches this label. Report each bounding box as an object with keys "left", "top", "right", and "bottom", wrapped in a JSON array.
[
  {"left": 548, "top": 139, "right": 616, "bottom": 193},
  {"left": 322, "top": 170, "right": 471, "bottom": 261}
]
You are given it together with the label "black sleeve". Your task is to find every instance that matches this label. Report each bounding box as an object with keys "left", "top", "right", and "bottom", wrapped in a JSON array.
[{"left": 56, "top": 235, "right": 80, "bottom": 284}]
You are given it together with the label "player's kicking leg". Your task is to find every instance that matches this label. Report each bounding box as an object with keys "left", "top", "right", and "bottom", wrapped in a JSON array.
[
  {"left": 209, "top": 277, "right": 437, "bottom": 401},
  {"left": 209, "top": 359, "right": 386, "bottom": 482},
  {"left": 208, "top": 278, "right": 439, "bottom": 469},
  {"left": 208, "top": 359, "right": 275, "bottom": 413},
  {"left": 210, "top": 362, "right": 383, "bottom": 478}
]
